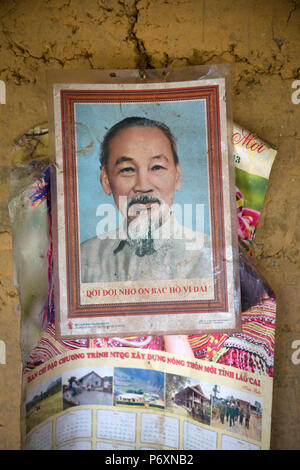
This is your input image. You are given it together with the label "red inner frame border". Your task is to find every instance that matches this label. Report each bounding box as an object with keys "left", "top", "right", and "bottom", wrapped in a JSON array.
[{"left": 58, "top": 85, "right": 228, "bottom": 318}]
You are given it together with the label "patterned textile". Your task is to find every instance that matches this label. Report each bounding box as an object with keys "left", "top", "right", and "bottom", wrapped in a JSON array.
[
  {"left": 23, "top": 322, "right": 163, "bottom": 373},
  {"left": 23, "top": 323, "right": 89, "bottom": 372},
  {"left": 15, "top": 128, "right": 276, "bottom": 379},
  {"left": 188, "top": 299, "right": 276, "bottom": 377},
  {"left": 89, "top": 335, "right": 163, "bottom": 350},
  {"left": 23, "top": 299, "right": 275, "bottom": 378}
]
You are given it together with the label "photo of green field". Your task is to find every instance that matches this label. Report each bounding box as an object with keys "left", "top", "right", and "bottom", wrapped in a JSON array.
[{"left": 26, "top": 376, "right": 62, "bottom": 433}]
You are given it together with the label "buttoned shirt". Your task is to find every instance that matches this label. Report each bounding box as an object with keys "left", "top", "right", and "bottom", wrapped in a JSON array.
[{"left": 80, "top": 214, "right": 212, "bottom": 283}]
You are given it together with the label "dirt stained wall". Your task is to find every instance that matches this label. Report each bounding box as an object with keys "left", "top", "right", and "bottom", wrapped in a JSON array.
[{"left": 0, "top": 0, "right": 299, "bottom": 449}]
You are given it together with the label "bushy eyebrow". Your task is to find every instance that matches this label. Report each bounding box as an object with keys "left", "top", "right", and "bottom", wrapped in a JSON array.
[
  {"left": 152, "top": 154, "right": 169, "bottom": 163},
  {"left": 115, "top": 156, "right": 133, "bottom": 166},
  {"left": 115, "top": 154, "right": 169, "bottom": 166}
]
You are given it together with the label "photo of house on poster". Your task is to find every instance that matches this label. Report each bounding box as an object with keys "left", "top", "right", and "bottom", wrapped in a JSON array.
[
  {"left": 113, "top": 367, "right": 165, "bottom": 410},
  {"left": 165, "top": 374, "right": 212, "bottom": 426},
  {"left": 62, "top": 367, "right": 113, "bottom": 409}
]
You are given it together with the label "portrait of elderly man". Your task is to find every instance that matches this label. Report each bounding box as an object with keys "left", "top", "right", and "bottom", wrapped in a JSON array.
[{"left": 80, "top": 116, "right": 212, "bottom": 283}]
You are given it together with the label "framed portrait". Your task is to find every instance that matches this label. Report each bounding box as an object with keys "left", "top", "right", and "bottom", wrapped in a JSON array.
[{"left": 48, "top": 67, "right": 241, "bottom": 338}]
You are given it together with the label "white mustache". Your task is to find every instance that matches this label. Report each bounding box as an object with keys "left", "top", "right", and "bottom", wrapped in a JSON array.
[
  {"left": 127, "top": 195, "right": 163, "bottom": 218},
  {"left": 127, "top": 197, "right": 170, "bottom": 240}
]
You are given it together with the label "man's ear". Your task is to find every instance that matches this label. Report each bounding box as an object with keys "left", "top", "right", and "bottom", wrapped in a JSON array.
[
  {"left": 175, "top": 164, "right": 182, "bottom": 191},
  {"left": 100, "top": 167, "right": 112, "bottom": 195}
]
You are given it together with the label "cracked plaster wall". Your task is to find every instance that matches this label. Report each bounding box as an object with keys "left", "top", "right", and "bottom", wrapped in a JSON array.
[{"left": 0, "top": 0, "right": 299, "bottom": 449}]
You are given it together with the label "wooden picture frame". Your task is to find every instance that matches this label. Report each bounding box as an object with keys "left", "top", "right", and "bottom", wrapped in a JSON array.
[{"left": 49, "top": 68, "right": 240, "bottom": 338}]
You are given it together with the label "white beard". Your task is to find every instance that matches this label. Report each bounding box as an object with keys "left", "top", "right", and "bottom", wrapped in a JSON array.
[
  {"left": 127, "top": 197, "right": 170, "bottom": 240},
  {"left": 127, "top": 209, "right": 151, "bottom": 241},
  {"left": 126, "top": 197, "right": 170, "bottom": 256}
]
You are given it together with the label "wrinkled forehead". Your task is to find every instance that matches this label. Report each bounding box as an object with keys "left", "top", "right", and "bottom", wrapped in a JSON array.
[{"left": 107, "top": 125, "right": 177, "bottom": 164}]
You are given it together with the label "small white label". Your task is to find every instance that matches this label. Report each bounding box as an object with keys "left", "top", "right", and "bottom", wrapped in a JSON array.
[
  {"left": 0, "top": 80, "right": 5, "bottom": 104},
  {"left": 291, "top": 340, "right": 300, "bottom": 365},
  {"left": 291, "top": 80, "right": 300, "bottom": 105},
  {"left": 0, "top": 340, "right": 6, "bottom": 364}
]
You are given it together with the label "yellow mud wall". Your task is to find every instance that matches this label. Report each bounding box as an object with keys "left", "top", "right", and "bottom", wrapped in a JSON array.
[{"left": 0, "top": 0, "right": 299, "bottom": 449}]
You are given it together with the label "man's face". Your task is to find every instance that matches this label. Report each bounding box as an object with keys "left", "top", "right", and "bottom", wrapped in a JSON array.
[{"left": 101, "top": 126, "right": 182, "bottom": 229}]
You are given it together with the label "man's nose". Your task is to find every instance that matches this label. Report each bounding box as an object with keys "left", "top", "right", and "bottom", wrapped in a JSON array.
[{"left": 133, "top": 170, "right": 153, "bottom": 193}]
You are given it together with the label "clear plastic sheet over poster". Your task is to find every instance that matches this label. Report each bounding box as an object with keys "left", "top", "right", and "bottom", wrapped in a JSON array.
[{"left": 46, "top": 65, "right": 241, "bottom": 339}]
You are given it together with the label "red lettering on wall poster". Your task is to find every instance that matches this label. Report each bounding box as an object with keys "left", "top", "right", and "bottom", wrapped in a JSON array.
[
  {"left": 86, "top": 289, "right": 101, "bottom": 297},
  {"left": 232, "top": 129, "right": 265, "bottom": 154},
  {"left": 86, "top": 285, "right": 207, "bottom": 298},
  {"left": 28, "top": 372, "right": 38, "bottom": 383},
  {"left": 183, "top": 285, "right": 207, "bottom": 293}
]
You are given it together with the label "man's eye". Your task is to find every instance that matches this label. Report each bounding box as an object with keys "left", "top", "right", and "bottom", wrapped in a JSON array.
[
  {"left": 151, "top": 165, "right": 165, "bottom": 171},
  {"left": 119, "top": 167, "right": 135, "bottom": 174}
]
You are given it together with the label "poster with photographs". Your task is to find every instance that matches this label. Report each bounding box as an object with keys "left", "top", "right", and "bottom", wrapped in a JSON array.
[{"left": 49, "top": 68, "right": 241, "bottom": 338}]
